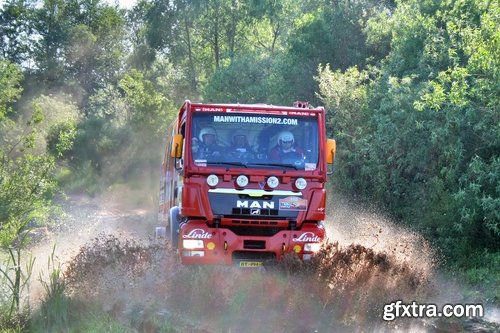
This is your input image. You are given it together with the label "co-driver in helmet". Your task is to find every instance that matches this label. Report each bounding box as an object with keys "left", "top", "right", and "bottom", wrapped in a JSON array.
[
  {"left": 193, "top": 127, "right": 224, "bottom": 160},
  {"left": 226, "top": 130, "right": 255, "bottom": 160},
  {"left": 270, "top": 131, "right": 304, "bottom": 162}
]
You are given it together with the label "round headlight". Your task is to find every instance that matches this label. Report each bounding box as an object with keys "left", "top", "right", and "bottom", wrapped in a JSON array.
[
  {"left": 236, "top": 175, "right": 249, "bottom": 187},
  {"left": 267, "top": 176, "right": 279, "bottom": 189},
  {"left": 206, "top": 174, "right": 219, "bottom": 187},
  {"left": 295, "top": 177, "right": 307, "bottom": 190}
]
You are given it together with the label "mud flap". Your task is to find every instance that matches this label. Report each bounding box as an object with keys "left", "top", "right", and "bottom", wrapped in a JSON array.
[{"left": 169, "top": 206, "right": 180, "bottom": 248}]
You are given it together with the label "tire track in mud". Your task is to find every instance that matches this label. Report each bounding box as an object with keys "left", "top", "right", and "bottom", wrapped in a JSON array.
[{"left": 28, "top": 194, "right": 499, "bottom": 332}]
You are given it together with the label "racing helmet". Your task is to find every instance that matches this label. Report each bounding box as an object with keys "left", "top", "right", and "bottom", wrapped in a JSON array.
[
  {"left": 232, "top": 130, "right": 248, "bottom": 145},
  {"left": 199, "top": 127, "right": 217, "bottom": 142},
  {"left": 278, "top": 131, "right": 295, "bottom": 146}
]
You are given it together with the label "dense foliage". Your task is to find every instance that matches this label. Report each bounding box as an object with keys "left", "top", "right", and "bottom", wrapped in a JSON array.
[
  {"left": 0, "top": 0, "right": 498, "bottom": 311},
  {"left": 317, "top": 0, "right": 499, "bottom": 275}
]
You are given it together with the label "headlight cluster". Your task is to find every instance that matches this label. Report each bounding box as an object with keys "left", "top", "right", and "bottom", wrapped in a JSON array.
[
  {"left": 236, "top": 175, "right": 249, "bottom": 187},
  {"left": 304, "top": 243, "right": 321, "bottom": 252},
  {"left": 182, "top": 240, "right": 205, "bottom": 257},
  {"left": 206, "top": 174, "right": 219, "bottom": 186},
  {"left": 303, "top": 242, "right": 322, "bottom": 261},
  {"left": 267, "top": 176, "right": 279, "bottom": 188},
  {"left": 181, "top": 239, "right": 217, "bottom": 257},
  {"left": 182, "top": 239, "right": 204, "bottom": 249},
  {"left": 295, "top": 177, "right": 307, "bottom": 190},
  {"left": 207, "top": 174, "right": 308, "bottom": 190}
]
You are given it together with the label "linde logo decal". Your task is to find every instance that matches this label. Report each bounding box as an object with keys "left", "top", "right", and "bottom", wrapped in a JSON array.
[
  {"left": 293, "top": 232, "right": 320, "bottom": 242},
  {"left": 237, "top": 200, "right": 274, "bottom": 209},
  {"left": 183, "top": 229, "right": 212, "bottom": 239}
]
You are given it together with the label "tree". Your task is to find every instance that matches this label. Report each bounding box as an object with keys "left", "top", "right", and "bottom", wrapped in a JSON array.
[
  {"left": 144, "top": 0, "right": 202, "bottom": 94},
  {"left": 0, "top": 58, "right": 23, "bottom": 120},
  {"left": 0, "top": 59, "right": 59, "bottom": 322},
  {"left": 0, "top": 0, "right": 35, "bottom": 66},
  {"left": 204, "top": 55, "right": 273, "bottom": 103},
  {"left": 32, "top": 0, "right": 126, "bottom": 107},
  {"left": 269, "top": 1, "right": 386, "bottom": 104},
  {"left": 316, "top": 64, "right": 371, "bottom": 192},
  {"left": 32, "top": 0, "right": 68, "bottom": 85},
  {"left": 64, "top": 1, "right": 127, "bottom": 100},
  {"left": 125, "top": 0, "right": 156, "bottom": 71},
  {"left": 318, "top": 0, "right": 499, "bottom": 270}
]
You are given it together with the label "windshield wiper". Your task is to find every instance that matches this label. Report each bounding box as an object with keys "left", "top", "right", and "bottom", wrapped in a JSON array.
[
  {"left": 248, "top": 163, "right": 298, "bottom": 170},
  {"left": 206, "top": 161, "right": 248, "bottom": 168}
]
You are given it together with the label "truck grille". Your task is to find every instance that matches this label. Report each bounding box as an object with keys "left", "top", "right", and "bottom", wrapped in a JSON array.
[
  {"left": 226, "top": 226, "right": 282, "bottom": 237},
  {"left": 243, "top": 240, "right": 266, "bottom": 249},
  {"left": 231, "top": 208, "right": 279, "bottom": 216},
  {"left": 233, "top": 251, "right": 275, "bottom": 261},
  {"left": 232, "top": 219, "right": 279, "bottom": 226}
]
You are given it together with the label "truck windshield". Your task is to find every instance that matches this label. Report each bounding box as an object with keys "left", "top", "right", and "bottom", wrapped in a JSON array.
[{"left": 190, "top": 112, "right": 319, "bottom": 171}]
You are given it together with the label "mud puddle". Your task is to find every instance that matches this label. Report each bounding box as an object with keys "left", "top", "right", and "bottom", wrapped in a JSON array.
[{"left": 26, "top": 193, "right": 499, "bottom": 332}]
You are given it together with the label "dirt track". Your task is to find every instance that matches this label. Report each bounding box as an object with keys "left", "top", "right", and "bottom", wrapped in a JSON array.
[{"left": 27, "top": 193, "right": 499, "bottom": 332}]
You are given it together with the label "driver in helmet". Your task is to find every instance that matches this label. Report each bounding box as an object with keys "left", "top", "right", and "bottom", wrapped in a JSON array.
[
  {"left": 194, "top": 127, "right": 224, "bottom": 159},
  {"left": 270, "top": 131, "right": 304, "bottom": 162},
  {"left": 227, "top": 131, "right": 254, "bottom": 160}
]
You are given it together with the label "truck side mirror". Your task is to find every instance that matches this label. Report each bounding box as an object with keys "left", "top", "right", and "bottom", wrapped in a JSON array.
[
  {"left": 326, "top": 139, "right": 336, "bottom": 164},
  {"left": 171, "top": 134, "right": 184, "bottom": 158}
]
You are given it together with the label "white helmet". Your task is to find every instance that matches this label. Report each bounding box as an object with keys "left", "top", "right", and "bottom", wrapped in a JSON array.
[
  {"left": 199, "top": 127, "right": 216, "bottom": 142},
  {"left": 278, "top": 131, "right": 294, "bottom": 145}
]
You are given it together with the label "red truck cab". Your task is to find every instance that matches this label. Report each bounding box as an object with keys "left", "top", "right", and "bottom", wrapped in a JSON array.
[{"left": 159, "top": 101, "right": 336, "bottom": 266}]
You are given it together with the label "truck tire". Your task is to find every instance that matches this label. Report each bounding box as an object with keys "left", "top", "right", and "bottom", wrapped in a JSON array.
[{"left": 169, "top": 207, "right": 180, "bottom": 248}]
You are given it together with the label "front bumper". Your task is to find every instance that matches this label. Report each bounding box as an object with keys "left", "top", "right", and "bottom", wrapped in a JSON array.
[{"left": 177, "top": 220, "right": 325, "bottom": 265}]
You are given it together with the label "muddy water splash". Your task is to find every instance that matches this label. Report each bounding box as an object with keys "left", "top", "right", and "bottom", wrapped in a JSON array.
[
  {"left": 26, "top": 192, "right": 155, "bottom": 303},
  {"left": 46, "top": 193, "right": 442, "bottom": 332},
  {"left": 62, "top": 240, "right": 433, "bottom": 332},
  {"left": 327, "top": 195, "right": 436, "bottom": 270}
]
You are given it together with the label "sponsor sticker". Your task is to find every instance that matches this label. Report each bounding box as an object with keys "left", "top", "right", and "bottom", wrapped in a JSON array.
[
  {"left": 183, "top": 229, "right": 212, "bottom": 239},
  {"left": 194, "top": 159, "right": 207, "bottom": 166},
  {"left": 279, "top": 196, "right": 307, "bottom": 211},
  {"left": 293, "top": 232, "right": 321, "bottom": 242},
  {"left": 195, "top": 107, "right": 224, "bottom": 112},
  {"left": 305, "top": 163, "right": 317, "bottom": 171},
  {"left": 288, "top": 111, "right": 317, "bottom": 116}
]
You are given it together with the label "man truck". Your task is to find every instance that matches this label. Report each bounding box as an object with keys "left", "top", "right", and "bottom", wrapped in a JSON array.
[{"left": 158, "top": 100, "right": 335, "bottom": 266}]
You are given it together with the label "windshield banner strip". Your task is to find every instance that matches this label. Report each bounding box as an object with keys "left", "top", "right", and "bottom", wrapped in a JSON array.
[{"left": 213, "top": 115, "right": 298, "bottom": 126}]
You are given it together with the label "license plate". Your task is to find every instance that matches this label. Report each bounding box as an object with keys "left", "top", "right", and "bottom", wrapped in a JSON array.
[{"left": 239, "top": 261, "right": 263, "bottom": 268}]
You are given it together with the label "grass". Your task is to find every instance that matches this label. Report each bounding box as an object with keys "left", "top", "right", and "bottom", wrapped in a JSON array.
[
  {"left": 462, "top": 267, "right": 500, "bottom": 304},
  {"left": 34, "top": 245, "right": 70, "bottom": 331},
  {"left": 458, "top": 250, "right": 500, "bottom": 304},
  {"left": 27, "top": 300, "right": 134, "bottom": 333}
]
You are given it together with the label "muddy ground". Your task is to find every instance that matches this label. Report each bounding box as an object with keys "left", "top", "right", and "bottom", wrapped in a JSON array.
[{"left": 26, "top": 191, "right": 499, "bottom": 333}]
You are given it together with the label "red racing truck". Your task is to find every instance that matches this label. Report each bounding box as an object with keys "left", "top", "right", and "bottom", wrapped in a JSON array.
[{"left": 158, "top": 100, "right": 336, "bottom": 266}]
